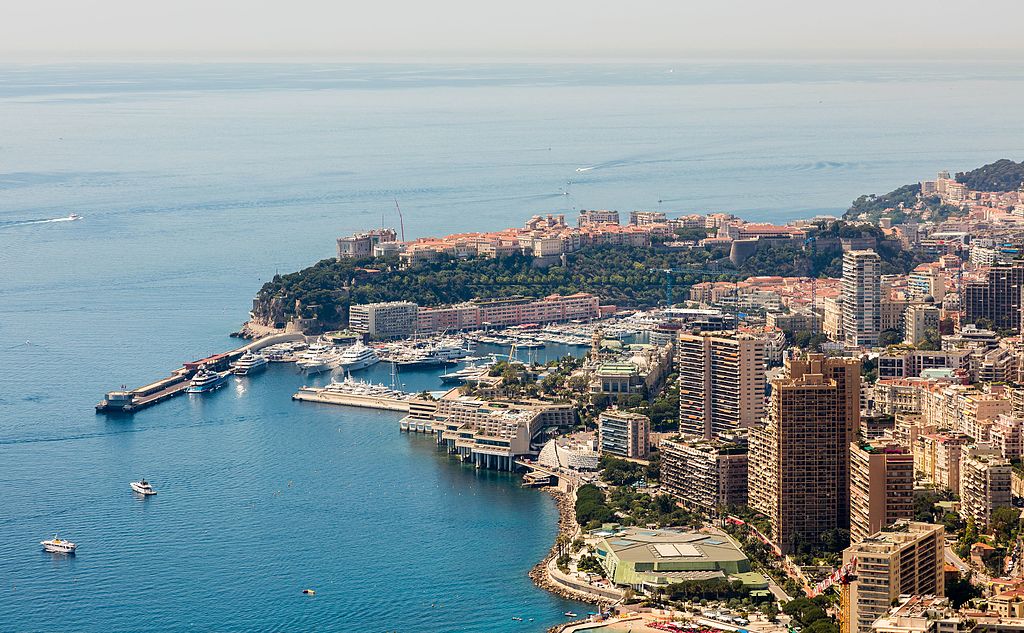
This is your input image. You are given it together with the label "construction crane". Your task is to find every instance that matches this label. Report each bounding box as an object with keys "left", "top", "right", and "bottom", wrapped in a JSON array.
[
  {"left": 808, "top": 557, "right": 857, "bottom": 597},
  {"left": 655, "top": 267, "right": 743, "bottom": 306}
]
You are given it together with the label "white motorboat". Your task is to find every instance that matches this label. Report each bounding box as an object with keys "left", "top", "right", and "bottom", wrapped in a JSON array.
[
  {"left": 130, "top": 479, "right": 157, "bottom": 495},
  {"left": 41, "top": 535, "right": 76, "bottom": 554}
]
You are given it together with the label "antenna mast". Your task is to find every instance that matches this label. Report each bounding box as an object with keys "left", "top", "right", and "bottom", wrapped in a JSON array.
[{"left": 394, "top": 198, "right": 406, "bottom": 242}]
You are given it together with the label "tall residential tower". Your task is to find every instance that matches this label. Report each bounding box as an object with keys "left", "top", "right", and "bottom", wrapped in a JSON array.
[
  {"left": 677, "top": 331, "right": 766, "bottom": 439},
  {"left": 843, "top": 250, "right": 882, "bottom": 348},
  {"left": 749, "top": 353, "right": 861, "bottom": 553}
]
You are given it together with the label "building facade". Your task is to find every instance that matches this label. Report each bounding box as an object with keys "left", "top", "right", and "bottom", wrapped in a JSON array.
[
  {"left": 660, "top": 437, "right": 748, "bottom": 513},
  {"left": 748, "top": 354, "right": 861, "bottom": 553},
  {"left": 843, "top": 250, "right": 882, "bottom": 348},
  {"left": 963, "top": 262, "right": 1024, "bottom": 332},
  {"left": 677, "top": 331, "right": 766, "bottom": 439},
  {"left": 841, "top": 522, "right": 945, "bottom": 633},
  {"left": 849, "top": 442, "right": 915, "bottom": 545},
  {"left": 598, "top": 410, "right": 651, "bottom": 459},
  {"left": 348, "top": 301, "right": 418, "bottom": 338},
  {"left": 904, "top": 303, "right": 941, "bottom": 346},
  {"left": 959, "top": 446, "right": 1012, "bottom": 529}
]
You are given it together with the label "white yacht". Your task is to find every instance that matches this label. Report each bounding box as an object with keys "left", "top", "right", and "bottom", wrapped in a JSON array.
[
  {"left": 232, "top": 352, "right": 269, "bottom": 375},
  {"left": 41, "top": 535, "right": 76, "bottom": 554},
  {"left": 296, "top": 349, "right": 341, "bottom": 375},
  {"left": 186, "top": 369, "right": 230, "bottom": 393},
  {"left": 336, "top": 342, "right": 379, "bottom": 371},
  {"left": 130, "top": 479, "right": 157, "bottom": 495}
]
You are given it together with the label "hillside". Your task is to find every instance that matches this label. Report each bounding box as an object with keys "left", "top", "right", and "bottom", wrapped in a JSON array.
[
  {"left": 956, "top": 159, "right": 1024, "bottom": 192},
  {"left": 251, "top": 224, "right": 921, "bottom": 330}
]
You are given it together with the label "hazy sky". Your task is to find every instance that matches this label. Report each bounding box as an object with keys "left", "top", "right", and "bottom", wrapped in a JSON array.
[{"left": 4, "top": 0, "right": 1024, "bottom": 61}]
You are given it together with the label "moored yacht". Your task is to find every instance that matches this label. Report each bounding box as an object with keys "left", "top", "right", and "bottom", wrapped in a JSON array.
[
  {"left": 232, "top": 352, "right": 269, "bottom": 375},
  {"left": 41, "top": 535, "right": 76, "bottom": 554},
  {"left": 186, "top": 368, "right": 230, "bottom": 393},
  {"left": 336, "top": 342, "right": 379, "bottom": 371},
  {"left": 296, "top": 349, "right": 341, "bottom": 375},
  {"left": 130, "top": 479, "right": 157, "bottom": 495}
]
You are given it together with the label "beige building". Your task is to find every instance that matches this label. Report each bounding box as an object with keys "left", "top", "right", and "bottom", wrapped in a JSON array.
[
  {"left": 843, "top": 250, "right": 882, "bottom": 348},
  {"left": 660, "top": 437, "right": 748, "bottom": 513},
  {"left": 870, "top": 596, "right": 958, "bottom": 633},
  {"left": 904, "top": 303, "right": 941, "bottom": 346},
  {"left": 849, "top": 442, "right": 915, "bottom": 545},
  {"left": 823, "top": 296, "right": 844, "bottom": 342},
  {"left": 914, "top": 433, "right": 967, "bottom": 491},
  {"left": 959, "top": 446, "right": 1012, "bottom": 529},
  {"left": 841, "top": 522, "right": 945, "bottom": 633},
  {"left": 598, "top": 410, "right": 651, "bottom": 459},
  {"left": 348, "top": 300, "right": 418, "bottom": 338},
  {"left": 677, "top": 331, "right": 766, "bottom": 439},
  {"left": 748, "top": 354, "right": 861, "bottom": 553}
]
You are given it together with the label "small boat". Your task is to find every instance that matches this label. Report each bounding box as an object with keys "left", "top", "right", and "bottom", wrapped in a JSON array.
[
  {"left": 41, "top": 535, "right": 76, "bottom": 554},
  {"left": 67, "top": 213, "right": 82, "bottom": 221},
  {"left": 512, "top": 616, "right": 523, "bottom": 621},
  {"left": 564, "top": 612, "right": 578, "bottom": 618},
  {"left": 302, "top": 588, "right": 316, "bottom": 596},
  {"left": 130, "top": 479, "right": 157, "bottom": 495}
]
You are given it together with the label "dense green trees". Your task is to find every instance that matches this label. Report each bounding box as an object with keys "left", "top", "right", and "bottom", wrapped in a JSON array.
[
  {"left": 957, "top": 159, "right": 1024, "bottom": 192},
  {"left": 575, "top": 484, "right": 614, "bottom": 529},
  {"left": 253, "top": 221, "right": 924, "bottom": 328},
  {"left": 845, "top": 184, "right": 921, "bottom": 221},
  {"left": 655, "top": 577, "right": 753, "bottom": 601},
  {"left": 783, "top": 597, "right": 838, "bottom": 633}
]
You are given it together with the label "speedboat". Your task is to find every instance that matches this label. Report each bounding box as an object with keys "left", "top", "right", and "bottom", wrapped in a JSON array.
[
  {"left": 186, "top": 369, "right": 230, "bottom": 393},
  {"left": 130, "top": 479, "right": 157, "bottom": 495},
  {"left": 41, "top": 535, "right": 76, "bottom": 554},
  {"left": 232, "top": 352, "right": 269, "bottom": 375},
  {"left": 67, "top": 213, "right": 82, "bottom": 221},
  {"left": 336, "top": 341, "right": 380, "bottom": 371},
  {"left": 564, "top": 612, "right": 578, "bottom": 618}
]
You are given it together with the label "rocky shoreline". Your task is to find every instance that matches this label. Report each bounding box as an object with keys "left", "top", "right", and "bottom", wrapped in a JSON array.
[{"left": 530, "top": 488, "right": 607, "bottom": 610}]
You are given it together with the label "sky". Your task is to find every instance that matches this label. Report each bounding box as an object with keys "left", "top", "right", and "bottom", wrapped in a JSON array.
[{"left": 3, "top": 0, "right": 1024, "bottom": 61}]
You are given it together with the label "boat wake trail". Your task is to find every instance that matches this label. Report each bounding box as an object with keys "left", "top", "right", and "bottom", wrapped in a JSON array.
[{"left": 0, "top": 215, "right": 80, "bottom": 230}]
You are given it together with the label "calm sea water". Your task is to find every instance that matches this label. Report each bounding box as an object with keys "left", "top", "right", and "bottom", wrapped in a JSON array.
[{"left": 2, "top": 62, "right": 1024, "bottom": 632}]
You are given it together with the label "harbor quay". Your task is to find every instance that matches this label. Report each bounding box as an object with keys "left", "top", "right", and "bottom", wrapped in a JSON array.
[{"left": 95, "top": 332, "right": 305, "bottom": 413}]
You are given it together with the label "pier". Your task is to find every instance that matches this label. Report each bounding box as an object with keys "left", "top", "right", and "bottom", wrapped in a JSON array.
[
  {"left": 291, "top": 387, "right": 413, "bottom": 412},
  {"left": 96, "top": 332, "right": 305, "bottom": 414}
]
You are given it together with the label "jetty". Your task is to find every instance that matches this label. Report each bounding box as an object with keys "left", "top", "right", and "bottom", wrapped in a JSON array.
[
  {"left": 96, "top": 332, "right": 305, "bottom": 414},
  {"left": 291, "top": 386, "right": 413, "bottom": 412}
]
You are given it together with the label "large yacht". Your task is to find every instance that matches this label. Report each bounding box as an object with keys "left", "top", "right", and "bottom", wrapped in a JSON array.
[
  {"left": 296, "top": 349, "right": 341, "bottom": 375},
  {"left": 41, "top": 535, "right": 76, "bottom": 554},
  {"left": 232, "top": 352, "right": 269, "bottom": 375},
  {"left": 394, "top": 340, "right": 470, "bottom": 367},
  {"left": 336, "top": 342, "right": 379, "bottom": 371},
  {"left": 439, "top": 362, "right": 492, "bottom": 384},
  {"left": 130, "top": 479, "right": 157, "bottom": 495},
  {"left": 186, "top": 369, "right": 230, "bottom": 393}
]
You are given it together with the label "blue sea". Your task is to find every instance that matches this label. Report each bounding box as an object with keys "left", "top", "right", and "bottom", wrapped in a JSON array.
[{"left": 2, "top": 62, "right": 1024, "bottom": 632}]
